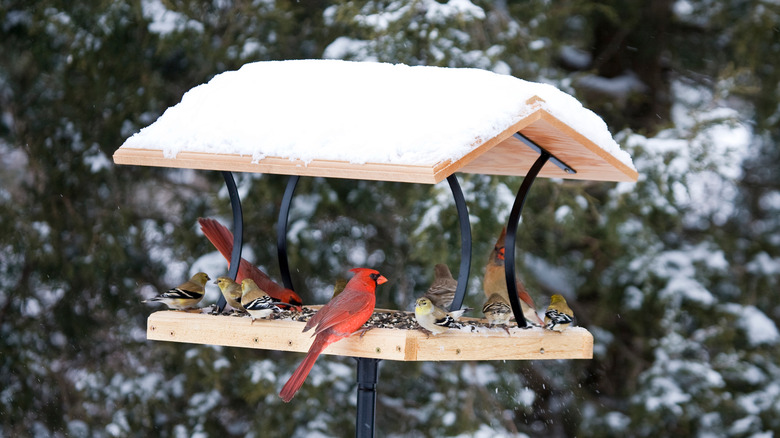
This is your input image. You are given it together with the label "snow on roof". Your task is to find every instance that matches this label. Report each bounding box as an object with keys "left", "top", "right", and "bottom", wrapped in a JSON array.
[{"left": 117, "top": 60, "right": 637, "bottom": 183}]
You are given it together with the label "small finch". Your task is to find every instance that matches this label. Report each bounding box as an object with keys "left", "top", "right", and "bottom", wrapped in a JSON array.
[
  {"left": 214, "top": 276, "right": 244, "bottom": 313},
  {"left": 414, "top": 297, "right": 466, "bottom": 335},
  {"left": 482, "top": 293, "right": 512, "bottom": 327},
  {"left": 423, "top": 264, "right": 457, "bottom": 310},
  {"left": 142, "top": 272, "right": 210, "bottom": 310},
  {"left": 241, "top": 279, "right": 283, "bottom": 322},
  {"left": 483, "top": 227, "right": 544, "bottom": 326},
  {"left": 544, "top": 294, "right": 574, "bottom": 332}
]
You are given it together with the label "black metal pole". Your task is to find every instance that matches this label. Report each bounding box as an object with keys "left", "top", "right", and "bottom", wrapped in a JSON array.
[
  {"left": 446, "top": 174, "right": 472, "bottom": 312},
  {"left": 355, "top": 357, "right": 380, "bottom": 438},
  {"left": 504, "top": 152, "right": 549, "bottom": 326},
  {"left": 277, "top": 175, "right": 300, "bottom": 291},
  {"left": 218, "top": 171, "right": 244, "bottom": 313}
]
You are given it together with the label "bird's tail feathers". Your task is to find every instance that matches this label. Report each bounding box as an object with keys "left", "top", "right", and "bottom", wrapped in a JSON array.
[
  {"left": 198, "top": 217, "right": 234, "bottom": 261},
  {"left": 279, "top": 336, "right": 328, "bottom": 402}
]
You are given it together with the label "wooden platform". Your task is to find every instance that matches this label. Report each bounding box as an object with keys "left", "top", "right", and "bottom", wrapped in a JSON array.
[
  {"left": 113, "top": 99, "right": 637, "bottom": 184},
  {"left": 147, "top": 310, "right": 593, "bottom": 361}
]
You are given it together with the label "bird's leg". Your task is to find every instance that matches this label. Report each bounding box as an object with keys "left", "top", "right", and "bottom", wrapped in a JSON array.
[
  {"left": 355, "top": 327, "right": 375, "bottom": 338},
  {"left": 415, "top": 327, "right": 432, "bottom": 338}
]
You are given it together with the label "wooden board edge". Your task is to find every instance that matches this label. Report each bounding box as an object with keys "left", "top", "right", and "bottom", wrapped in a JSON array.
[
  {"left": 535, "top": 110, "right": 639, "bottom": 182},
  {"left": 114, "top": 148, "right": 441, "bottom": 184},
  {"left": 433, "top": 110, "right": 544, "bottom": 181},
  {"left": 146, "top": 311, "right": 594, "bottom": 361}
]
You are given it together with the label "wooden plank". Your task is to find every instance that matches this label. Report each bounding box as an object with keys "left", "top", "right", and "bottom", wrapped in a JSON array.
[
  {"left": 146, "top": 311, "right": 593, "bottom": 361},
  {"left": 113, "top": 148, "right": 442, "bottom": 184}
]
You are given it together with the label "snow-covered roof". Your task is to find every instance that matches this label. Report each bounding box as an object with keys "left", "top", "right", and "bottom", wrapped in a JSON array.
[{"left": 114, "top": 60, "right": 638, "bottom": 184}]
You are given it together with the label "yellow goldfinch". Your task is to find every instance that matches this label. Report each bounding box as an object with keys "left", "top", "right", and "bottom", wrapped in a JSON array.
[
  {"left": 423, "top": 264, "right": 457, "bottom": 310},
  {"left": 241, "top": 278, "right": 282, "bottom": 322},
  {"left": 482, "top": 292, "right": 512, "bottom": 327},
  {"left": 544, "top": 294, "right": 574, "bottom": 331},
  {"left": 214, "top": 277, "right": 244, "bottom": 313},
  {"left": 414, "top": 297, "right": 466, "bottom": 335},
  {"left": 142, "top": 272, "right": 210, "bottom": 310}
]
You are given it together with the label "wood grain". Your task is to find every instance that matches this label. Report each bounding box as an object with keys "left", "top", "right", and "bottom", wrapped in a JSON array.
[{"left": 147, "top": 311, "right": 594, "bottom": 361}]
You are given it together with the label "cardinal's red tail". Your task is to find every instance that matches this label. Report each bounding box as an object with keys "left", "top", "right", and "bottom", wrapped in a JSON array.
[
  {"left": 280, "top": 336, "right": 329, "bottom": 402},
  {"left": 199, "top": 217, "right": 235, "bottom": 261},
  {"left": 199, "top": 217, "right": 304, "bottom": 309}
]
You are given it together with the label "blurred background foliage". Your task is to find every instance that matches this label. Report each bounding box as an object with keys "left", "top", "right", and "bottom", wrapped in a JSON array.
[{"left": 1, "top": 0, "right": 778, "bottom": 436}]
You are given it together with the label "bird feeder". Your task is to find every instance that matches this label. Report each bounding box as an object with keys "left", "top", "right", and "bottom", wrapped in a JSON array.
[{"left": 114, "top": 60, "right": 637, "bottom": 438}]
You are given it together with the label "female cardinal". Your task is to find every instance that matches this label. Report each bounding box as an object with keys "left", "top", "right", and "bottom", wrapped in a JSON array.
[
  {"left": 482, "top": 227, "right": 545, "bottom": 326},
  {"left": 198, "top": 217, "right": 303, "bottom": 309},
  {"left": 279, "top": 268, "right": 387, "bottom": 402}
]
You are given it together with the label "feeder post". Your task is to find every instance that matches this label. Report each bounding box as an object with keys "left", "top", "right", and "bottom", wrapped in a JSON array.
[{"left": 355, "top": 357, "right": 381, "bottom": 438}]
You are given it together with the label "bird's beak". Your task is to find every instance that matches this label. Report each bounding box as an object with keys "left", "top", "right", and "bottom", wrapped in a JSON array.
[
  {"left": 213, "top": 280, "right": 219, "bottom": 284},
  {"left": 377, "top": 275, "right": 388, "bottom": 285}
]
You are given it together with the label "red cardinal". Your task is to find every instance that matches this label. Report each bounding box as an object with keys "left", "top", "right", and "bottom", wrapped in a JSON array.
[
  {"left": 483, "top": 227, "right": 545, "bottom": 326},
  {"left": 279, "top": 268, "right": 388, "bottom": 402},
  {"left": 198, "top": 217, "right": 303, "bottom": 309}
]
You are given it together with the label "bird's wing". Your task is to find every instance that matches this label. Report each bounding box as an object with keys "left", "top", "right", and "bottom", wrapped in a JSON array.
[
  {"left": 160, "top": 287, "right": 203, "bottom": 300},
  {"left": 311, "top": 292, "right": 376, "bottom": 337},
  {"left": 546, "top": 309, "right": 573, "bottom": 325}
]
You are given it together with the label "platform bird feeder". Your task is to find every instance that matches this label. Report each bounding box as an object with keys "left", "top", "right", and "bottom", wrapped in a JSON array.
[{"left": 115, "top": 60, "right": 637, "bottom": 438}]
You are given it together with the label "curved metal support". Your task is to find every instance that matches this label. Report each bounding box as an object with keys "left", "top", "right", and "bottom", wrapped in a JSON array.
[
  {"left": 220, "top": 171, "right": 244, "bottom": 313},
  {"left": 504, "top": 152, "right": 550, "bottom": 327},
  {"left": 277, "top": 175, "right": 300, "bottom": 291},
  {"left": 446, "top": 175, "right": 472, "bottom": 312}
]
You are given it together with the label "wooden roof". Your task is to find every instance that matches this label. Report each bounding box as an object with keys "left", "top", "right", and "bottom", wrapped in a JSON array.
[
  {"left": 147, "top": 310, "right": 593, "bottom": 361},
  {"left": 113, "top": 97, "right": 637, "bottom": 184}
]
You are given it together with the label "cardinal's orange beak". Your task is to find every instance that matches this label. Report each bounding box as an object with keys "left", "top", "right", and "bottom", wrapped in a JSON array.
[
  {"left": 497, "top": 247, "right": 505, "bottom": 261},
  {"left": 376, "top": 275, "right": 388, "bottom": 285}
]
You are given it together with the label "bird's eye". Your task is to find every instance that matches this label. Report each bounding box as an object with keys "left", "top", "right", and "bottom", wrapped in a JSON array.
[{"left": 369, "top": 273, "right": 379, "bottom": 281}]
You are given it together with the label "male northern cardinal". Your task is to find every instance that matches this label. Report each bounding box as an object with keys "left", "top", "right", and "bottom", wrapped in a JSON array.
[
  {"left": 423, "top": 263, "right": 457, "bottom": 310},
  {"left": 198, "top": 217, "right": 303, "bottom": 309},
  {"left": 483, "top": 227, "right": 545, "bottom": 326},
  {"left": 142, "top": 272, "right": 210, "bottom": 310},
  {"left": 279, "top": 268, "right": 387, "bottom": 402},
  {"left": 544, "top": 294, "right": 574, "bottom": 331}
]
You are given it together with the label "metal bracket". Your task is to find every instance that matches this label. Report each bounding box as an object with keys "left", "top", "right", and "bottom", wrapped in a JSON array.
[
  {"left": 513, "top": 133, "right": 576, "bottom": 175},
  {"left": 218, "top": 171, "right": 244, "bottom": 313},
  {"left": 278, "top": 175, "right": 300, "bottom": 291},
  {"left": 446, "top": 174, "right": 472, "bottom": 312},
  {"left": 504, "top": 133, "right": 574, "bottom": 326}
]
